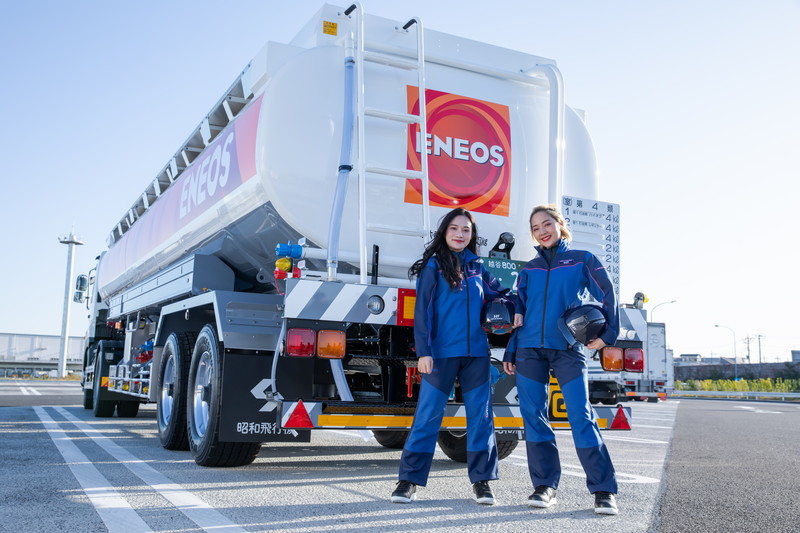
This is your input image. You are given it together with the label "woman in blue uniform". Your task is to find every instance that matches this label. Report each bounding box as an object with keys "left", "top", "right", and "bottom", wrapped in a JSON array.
[
  {"left": 391, "top": 207, "right": 510, "bottom": 505},
  {"left": 503, "top": 204, "right": 620, "bottom": 515}
]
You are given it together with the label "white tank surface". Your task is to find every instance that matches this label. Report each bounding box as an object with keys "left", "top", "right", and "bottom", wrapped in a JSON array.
[{"left": 97, "top": 3, "right": 599, "bottom": 300}]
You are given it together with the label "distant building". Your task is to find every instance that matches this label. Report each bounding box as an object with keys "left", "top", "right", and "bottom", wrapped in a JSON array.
[
  {"left": 0, "top": 332, "right": 83, "bottom": 365},
  {"left": 675, "top": 353, "right": 701, "bottom": 365},
  {"left": 700, "top": 357, "right": 734, "bottom": 365},
  {"left": 793, "top": 350, "right": 800, "bottom": 363}
]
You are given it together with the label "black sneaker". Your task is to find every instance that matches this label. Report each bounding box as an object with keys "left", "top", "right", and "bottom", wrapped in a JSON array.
[
  {"left": 472, "top": 481, "right": 495, "bottom": 505},
  {"left": 391, "top": 480, "right": 417, "bottom": 503},
  {"left": 527, "top": 485, "right": 557, "bottom": 508},
  {"left": 594, "top": 491, "right": 618, "bottom": 515}
]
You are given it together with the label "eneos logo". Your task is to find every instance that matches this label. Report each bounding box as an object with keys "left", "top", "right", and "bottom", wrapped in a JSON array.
[{"left": 405, "top": 87, "right": 512, "bottom": 216}]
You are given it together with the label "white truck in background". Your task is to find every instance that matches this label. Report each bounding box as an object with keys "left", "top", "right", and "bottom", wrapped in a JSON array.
[
  {"left": 622, "top": 320, "right": 673, "bottom": 401},
  {"left": 597, "top": 297, "right": 673, "bottom": 403},
  {"left": 74, "top": 3, "right": 636, "bottom": 469}
]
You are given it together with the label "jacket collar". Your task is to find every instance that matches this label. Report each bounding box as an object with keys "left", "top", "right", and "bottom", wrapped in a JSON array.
[
  {"left": 535, "top": 239, "right": 569, "bottom": 258},
  {"left": 456, "top": 248, "right": 482, "bottom": 266}
]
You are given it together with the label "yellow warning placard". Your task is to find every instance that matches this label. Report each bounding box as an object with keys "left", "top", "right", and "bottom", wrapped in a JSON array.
[{"left": 323, "top": 21, "right": 338, "bottom": 36}]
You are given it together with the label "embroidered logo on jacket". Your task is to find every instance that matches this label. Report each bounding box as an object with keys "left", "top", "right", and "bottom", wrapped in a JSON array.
[{"left": 558, "top": 259, "right": 575, "bottom": 266}]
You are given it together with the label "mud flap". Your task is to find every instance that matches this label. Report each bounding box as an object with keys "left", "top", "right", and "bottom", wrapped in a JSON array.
[{"left": 219, "top": 352, "right": 310, "bottom": 443}]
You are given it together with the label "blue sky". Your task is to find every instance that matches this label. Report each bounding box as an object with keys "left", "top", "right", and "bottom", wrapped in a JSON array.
[{"left": 1, "top": 1, "right": 798, "bottom": 362}]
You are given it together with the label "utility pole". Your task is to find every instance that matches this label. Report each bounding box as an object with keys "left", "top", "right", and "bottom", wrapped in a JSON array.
[
  {"left": 755, "top": 334, "right": 765, "bottom": 378},
  {"left": 59, "top": 231, "right": 84, "bottom": 378},
  {"left": 744, "top": 336, "right": 752, "bottom": 364}
]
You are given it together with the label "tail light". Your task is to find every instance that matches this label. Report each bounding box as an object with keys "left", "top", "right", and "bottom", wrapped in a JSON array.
[
  {"left": 286, "top": 328, "right": 315, "bottom": 357},
  {"left": 317, "top": 330, "right": 345, "bottom": 359},
  {"left": 624, "top": 348, "right": 644, "bottom": 372},
  {"left": 600, "top": 346, "right": 623, "bottom": 371},
  {"left": 396, "top": 289, "right": 416, "bottom": 327}
]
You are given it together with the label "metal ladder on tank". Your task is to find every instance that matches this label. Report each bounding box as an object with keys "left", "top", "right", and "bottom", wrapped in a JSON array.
[{"left": 349, "top": 4, "right": 431, "bottom": 285}]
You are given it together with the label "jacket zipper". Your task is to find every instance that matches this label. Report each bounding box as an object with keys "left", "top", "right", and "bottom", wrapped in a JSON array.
[
  {"left": 465, "top": 259, "right": 471, "bottom": 356},
  {"left": 540, "top": 247, "right": 555, "bottom": 347}
]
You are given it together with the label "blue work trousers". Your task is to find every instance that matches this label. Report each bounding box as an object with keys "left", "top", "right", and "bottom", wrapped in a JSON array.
[
  {"left": 515, "top": 347, "right": 618, "bottom": 494},
  {"left": 398, "top": 356, "right": 498, "bottom": 486}
]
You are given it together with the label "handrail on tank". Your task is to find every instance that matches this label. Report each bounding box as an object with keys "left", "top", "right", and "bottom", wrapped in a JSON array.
[
  {"left": 107, "top": 70, "right": 253, "bottom": 248},
  {"left": 521, "top": 64, "right": 564, "bottom": 205},
  {"left": 353, "top": 7, "right": 429, "bottom": 285}
]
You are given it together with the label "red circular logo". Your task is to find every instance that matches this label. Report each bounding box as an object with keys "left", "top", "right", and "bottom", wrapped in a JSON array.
[{"left": 405, "top": 87, "right": 512, "bottom": 216}]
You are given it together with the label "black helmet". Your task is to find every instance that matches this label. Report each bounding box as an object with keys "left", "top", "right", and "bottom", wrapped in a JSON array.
[
  {"left": 482, "top": 298, "right": 515, "bottom": 335},
  {"left": 558, "top": 305, "right": 607, "bottom": 346}
]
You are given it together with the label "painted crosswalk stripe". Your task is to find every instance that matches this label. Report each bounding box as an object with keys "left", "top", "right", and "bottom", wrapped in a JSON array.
[
  {"left": 55, "top": 407, "right": 246, "bottom": 533},
  {"left": 34, "top": 407, "right": 152, "bottom": 533}
]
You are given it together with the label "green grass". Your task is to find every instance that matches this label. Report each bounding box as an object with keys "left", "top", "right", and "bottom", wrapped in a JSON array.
[{"left": 675, "top": 378, "right": 800, "bottom": 393}]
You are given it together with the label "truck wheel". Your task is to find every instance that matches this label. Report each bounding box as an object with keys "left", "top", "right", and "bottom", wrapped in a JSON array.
[
  {"left": 83, "top": 388, "right": 94, "bottom": 410},
  {"left": 157, "top": 332, "right": 196, "bottom": 450},
  {"left": 372, "top": 430, "right": 408, "bottom": 449},
  {"left": 600, "top": 393, "right": 618, "bottom": 405},
  {"left": 117, "top": 401, "right": 140, "bottom": 418},
  {"left": 93, "top": 357, "right": 116, "bottom": 418},
  {"left": 437, "top": 431, "right": 519, "bottom": 463},
  {"left": 187, "top": 325, "right": 261, "bottom": 467}
]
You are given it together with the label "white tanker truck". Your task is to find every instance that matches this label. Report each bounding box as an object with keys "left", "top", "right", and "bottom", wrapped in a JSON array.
[{"left": 75, "top": 3, "right": 641, "bottom": 468}]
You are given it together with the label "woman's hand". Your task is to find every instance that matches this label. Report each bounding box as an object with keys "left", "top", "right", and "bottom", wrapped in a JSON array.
[
  {"left": 417, "top": 356, "right": 434, "bottom": 374},
  {"left": 503, "top": 361, "right": 516, "bottom": 375},
  {"left": 513, "top": 313, "right": 524, "bottom": 328},
  {"left": 587, "top": 338, "right": 607, "bottom": 351}
]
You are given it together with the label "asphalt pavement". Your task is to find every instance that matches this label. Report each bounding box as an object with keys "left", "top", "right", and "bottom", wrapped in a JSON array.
[
  {"left": 2, "top": 379, "right": 799, "bottom": 532},
  {"left": 653, "top": 399, "right": 800, "bottom": 533}
]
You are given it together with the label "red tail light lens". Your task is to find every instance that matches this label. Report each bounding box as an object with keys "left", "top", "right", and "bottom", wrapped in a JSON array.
[
  {"left": 317, "top": 330, "right": 345, "bottom": 359},
  {"left": 286, "top": 328, "right": 315, "bottom": 357},
  {"left": 624, "top": 348, "right": 644, "bottom": 372},
  {"left": 601, "top": 346, "right": 623, "bottom": 371}
]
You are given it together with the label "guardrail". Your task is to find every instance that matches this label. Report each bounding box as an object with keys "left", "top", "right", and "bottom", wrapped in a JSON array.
[{"left": 670, "top": 390, "right": 800, "bottom": 401}]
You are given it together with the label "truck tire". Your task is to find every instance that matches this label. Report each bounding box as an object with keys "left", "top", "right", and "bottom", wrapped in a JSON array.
[
  {"left": 600, "top": 392, "right": 618, "bottom": 405},
  {"left": 117, "top": 401, "right": 140, "bottom": 418},
  {"left": 187, "top": 325, "right": 261, "bottom": 467},
  {"left": 372, "top": 430, "right": 408, "bottom": 449},
  {"left": 93, "top": 357, "right": 116, "bottom": 418},
  {"left": 157, "top": 332, "right": 196, "bottom": 450},
  {"left": 437, "top": 431, "right": 519, "bottom": 463},
  {"left": 83, "top": 388, "right": 94, "bottom": 410}
]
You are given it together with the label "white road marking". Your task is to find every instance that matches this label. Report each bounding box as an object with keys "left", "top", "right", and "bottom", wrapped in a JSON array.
[
  {"left": 602, "top": 435, "right": 669, "bottom": 444},
  {"left": 20, "top": 386, "right": 42, "bottom": 395},
  {"left": 34, "top": 407, "right": 153, "bottom": 533},
  {"left": 507, "top": 454, "right": 660, "bottom": 483},
  {"left": 325, "top": 429, "right": 371, "bottom": 438},
  {"left": 54, "top": 407, "right": 247, "bottom": 533},
  {"left": 734, "top": 405, "right": 783, "bottom": 414}
]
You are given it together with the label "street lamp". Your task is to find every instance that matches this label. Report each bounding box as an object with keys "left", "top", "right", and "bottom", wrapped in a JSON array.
[
  {"left": 714, "top": 324, "right": 738, "bottom": 380},
  {"left": 650, "top": 300, "right": 677, "bottom": 322},
  {"left": 58, "top": 231, "right": 84, "bottom": 378}
]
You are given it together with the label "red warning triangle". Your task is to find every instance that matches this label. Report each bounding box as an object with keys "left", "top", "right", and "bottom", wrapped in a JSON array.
[
  {"left": 609, "top": 405, "right": 631, "bottom": 430},
  {"left": 284, "top": 400, "right": 315, "bottom": 428}
]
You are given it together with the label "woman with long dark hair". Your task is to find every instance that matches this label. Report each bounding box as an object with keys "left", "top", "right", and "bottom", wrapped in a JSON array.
[{"left": 391, "top": 207, "right": 510, "bottom": 505}]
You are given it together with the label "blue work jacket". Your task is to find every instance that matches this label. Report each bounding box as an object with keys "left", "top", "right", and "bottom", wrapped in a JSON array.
[
  {"left": 511, "top": 239, "right": 619, "bottom": 352},
  {"left": 413, "top": 249, "right": 509, "bottom": 359}
]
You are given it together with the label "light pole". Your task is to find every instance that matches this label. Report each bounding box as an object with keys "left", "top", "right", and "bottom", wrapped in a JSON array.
[
  {"left": 714, "top": 324, "right": 737, "bottom": 380},
  {"left": 58, "top": 231, "right": 84, "bottom": 378},
  {"left": 650, "top": 300, "right": 677, "bottom": 322}
]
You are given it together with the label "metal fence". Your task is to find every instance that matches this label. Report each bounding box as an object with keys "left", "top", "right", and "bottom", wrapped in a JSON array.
[{"left": 670, "top": 390, "right": 800, "bottom": 401}]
